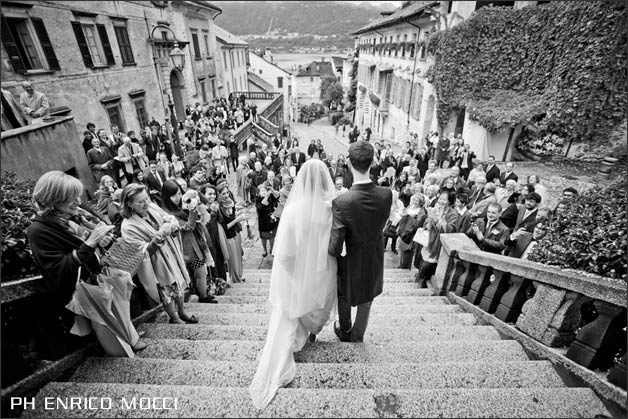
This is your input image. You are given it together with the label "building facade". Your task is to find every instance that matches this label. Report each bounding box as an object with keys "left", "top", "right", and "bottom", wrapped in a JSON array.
[
  {"left": 0, "top": 0, "right": 201, "bottom": 135},
  {"left": 213, "top": 24, "right": 248, "bottom": 97},
  {"left": 352, "top": 0, "right": 549, "bottom": 156},
  {"left": 171, "top": 0, "right": 222, "bottom": 119},
  {"left": 248, "top": 51, "right": 292, "bottom": 124},
  {"left": 292, "top": 59, "right": 335, "bottom": 107}
]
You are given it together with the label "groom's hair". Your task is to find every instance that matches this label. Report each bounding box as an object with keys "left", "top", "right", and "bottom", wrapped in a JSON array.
[{"left": 348, "top": 141, "right": 374, "bottom": 174}]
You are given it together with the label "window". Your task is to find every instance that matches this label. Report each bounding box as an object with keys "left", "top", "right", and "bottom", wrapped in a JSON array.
[
  {"left": 199, "top": 78, "right": 207, "bottom": 103},
  {"left": 447, "top": 1, "right": 454, "bottom": 14},
  {"left": 1, "top": 15, "right": 60, "bottom": 72},
  {"left": 71, "top": 21, "right": 115, "bottom": 68},
  {"left": 223, "top": 50, "right": 228, "bottom": 68},
  {"left": 112, "top": 22, "right": 134, "bottom": 65},
  {"left": 209, "top": 78, "right": 216, "bottom": 99},
  {"left": 103, "top": 100, "right": 126, "bottom": 132},
  {"left": 259, "top": 69, "right": 263, "bottom": 74},
  {"left": 411, "top": 83, "right": 423, "bottom": 121},
  {"left": 191, "top": 31, "right": 201, "bottom": 60},
  {"left": 384, "top": 73, "right": 392, "bottom": 102},
  {"left": 236, "top": 50, "right": 240, "bottom": 67},
  {"left": 132, "top": 97, "right": 148, "bottom": 129},
  {"left": 277, "top": 76, "right": 283, "bottom": 88},
  {"left": 288, "top": 85, "right": 292, "bottom": 97},
  {"left": 203, "top": 32, "right": 210, "bottom": 57},
  {"left": 226, "top": 81, "right": 230, "bottom": 93}
]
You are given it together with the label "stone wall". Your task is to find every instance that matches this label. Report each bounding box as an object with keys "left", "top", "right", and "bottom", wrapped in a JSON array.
[{"left": 1, "top": 116, "right": 95, "bottom": 191}]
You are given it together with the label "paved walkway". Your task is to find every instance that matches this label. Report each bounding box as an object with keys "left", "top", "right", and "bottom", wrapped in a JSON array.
[{"left": 290, "top": 119, "right": 351, "bottom": 159}]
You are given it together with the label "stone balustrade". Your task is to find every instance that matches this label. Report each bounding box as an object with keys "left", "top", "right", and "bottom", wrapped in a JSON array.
[
  {"left": 436, "top": 233, "right": 627, "bottom": 390},
  {"left": 233, "top": 93, "right": 284, "bottom": 147}
]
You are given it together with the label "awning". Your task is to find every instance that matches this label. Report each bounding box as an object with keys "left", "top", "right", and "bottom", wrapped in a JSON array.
[{"left": 378, "top": 65, "right": 393, "bottom": 72}]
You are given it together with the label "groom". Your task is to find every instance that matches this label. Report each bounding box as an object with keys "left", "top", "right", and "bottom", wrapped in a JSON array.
[{"left": 328, "top": 141, "right": 393, "bottom": 342}]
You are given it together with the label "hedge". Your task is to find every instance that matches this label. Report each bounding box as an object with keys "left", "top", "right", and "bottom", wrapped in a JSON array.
[
  {"left": 427, "top": 1, "right": 628, "bottom": 140},
  {"left": 528, "top": 173, "right": 627, "bottom": 281},
  {"left": 1, "top": 172, "right": 38, "bottom": 282}
]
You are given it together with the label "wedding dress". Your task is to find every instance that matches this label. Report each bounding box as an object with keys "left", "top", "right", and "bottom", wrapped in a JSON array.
[{"left": 249, "top": 159, "right": 338, "bottom": 409}]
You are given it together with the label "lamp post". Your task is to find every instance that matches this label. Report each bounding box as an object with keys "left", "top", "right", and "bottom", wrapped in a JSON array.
[{"left": 149, "top": 24, "right": 186, "bottom": 154}]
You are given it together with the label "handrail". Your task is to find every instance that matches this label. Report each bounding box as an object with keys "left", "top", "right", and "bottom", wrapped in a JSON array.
[
  {"left": 232, "top": 91, "right": 280, "bottom": 100},
  {"left": 455, "top": 249, "right": 627, "bottom": 308},
  {"left": 435, "top": 233, "right": 627, "bottom": 392}
]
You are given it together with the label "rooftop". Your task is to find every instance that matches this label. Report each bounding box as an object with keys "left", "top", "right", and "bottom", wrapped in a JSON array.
[
  {"left": 296, "top": 60, "right": 335, "bottom": 78},
  {"left": 214, "top": 24, "right": 248, "bottom": 46},
  {"left": 351, "top": 1, "right": 439, "bottom": 35}
]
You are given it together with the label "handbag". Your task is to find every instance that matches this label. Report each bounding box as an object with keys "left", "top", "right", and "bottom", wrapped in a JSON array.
[
  {"left": 100, "top": 239, "right": 145, "bottom": 277},
  {"left": 413, "top": 227, "right": 430, "bottom": 246}
]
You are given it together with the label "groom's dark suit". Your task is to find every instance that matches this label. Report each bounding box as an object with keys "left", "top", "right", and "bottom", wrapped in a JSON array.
[{"left": 329, "top": 180, "right": 392, "bottom": 342}]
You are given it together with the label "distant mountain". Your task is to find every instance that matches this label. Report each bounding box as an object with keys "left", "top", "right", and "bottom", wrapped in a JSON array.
[{"left": 211, "top": 1, "right": 389, "bottom": 52}]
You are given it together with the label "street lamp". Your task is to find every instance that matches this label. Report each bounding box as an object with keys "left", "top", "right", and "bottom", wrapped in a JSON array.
[{"left": 169, "top": 43, "right": 185, "bottom": 70}]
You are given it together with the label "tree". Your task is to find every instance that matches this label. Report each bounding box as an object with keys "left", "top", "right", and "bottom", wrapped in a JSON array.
[
  {"left": 320, "top": 77, "right": 344, "bottom": 110},
  {"left": 345, "top": 50, "right": 359, "bottom": 115}
]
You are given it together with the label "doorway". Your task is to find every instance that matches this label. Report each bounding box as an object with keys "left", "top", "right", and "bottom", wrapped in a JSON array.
[
  {"left": 455, "top": 107, "right": 466, "bottom": 136},
  {"left": 169, "top": 70, "right": 185, "bottom": 124},
  {"left": 423, "top": 95, "right": 435, "bottom": 137}
]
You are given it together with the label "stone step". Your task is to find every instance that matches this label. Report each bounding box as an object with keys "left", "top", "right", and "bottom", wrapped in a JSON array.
[
  {"left": 241, "top": 270, "right": 416, "bottom": 284},
  {"left": 138, "top": 323, "right": 499, "bottom": 343},
  {"left": 155, "top": 312, "right": 477, "bottom": 328},
  {"left": 27, "top": 383, "right": 610, "bottom": 418},
  {"left": 175, "top": 300, "right": 454, "bottom": 315},
  {"left": 70, "top": 358, "right": 565, "bottom": 389},
  {"left": 170, "top": 303, "right": 463, "bottom": 321},
  {"left": 221, "top": 287, "right": 433, "bottom": 297},
  {"left": 227, "top": 281, "right": 425, "bottom": 290},
  {"left": 210, "top": 295, "right": 446, "bottom": 305},
  {"left": 135, "top": 339, "right": 529, "bottom": 363}
]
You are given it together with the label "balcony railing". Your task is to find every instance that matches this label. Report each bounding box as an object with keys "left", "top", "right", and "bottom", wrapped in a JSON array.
[
  {"left": 232, "top": 91, "right": 280, "bottom": 101},
  {"left": 233, "top": 93, "right": 284, "bottom": 147},
  {"left": 433, "top": 233, "right": 627, "bottom": 395}
]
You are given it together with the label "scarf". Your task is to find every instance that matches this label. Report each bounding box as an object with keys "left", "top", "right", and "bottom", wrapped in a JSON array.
[{"left": 217, "top": 193, "right": 234, "bottom": 210}]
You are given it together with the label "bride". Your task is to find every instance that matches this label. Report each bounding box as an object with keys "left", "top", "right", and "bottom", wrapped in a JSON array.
[{"left": 249, "top": 159, "right": 338, "bottom": 409}]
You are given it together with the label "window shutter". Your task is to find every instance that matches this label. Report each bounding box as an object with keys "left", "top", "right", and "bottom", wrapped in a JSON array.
[
  {"left": 114, "top": 25, "right": 134, "bottom": 64},
  {"left": 1, "top": 15, "right": 27, "bottom": 73},
  {"left": 30, "top": 17, "right": 60, "bottom": 70},
  {"left": 71, "top": 21, "right": 93, "bottom": 68},
  {"left": 96, "top": 24, "right": 115, "bottom": 65}
]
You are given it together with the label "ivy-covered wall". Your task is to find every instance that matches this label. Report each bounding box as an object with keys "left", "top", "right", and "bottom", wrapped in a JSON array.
[{"left": 427, "top": 1, "right": 627, "bottom": 144}]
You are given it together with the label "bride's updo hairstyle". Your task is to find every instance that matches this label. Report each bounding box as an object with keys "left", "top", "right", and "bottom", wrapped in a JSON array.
[{"left": 347, "top": 140, "right": 374, "bottom": 174}]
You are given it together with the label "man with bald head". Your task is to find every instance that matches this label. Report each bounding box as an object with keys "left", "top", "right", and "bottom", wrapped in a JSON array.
[{"left": 19, "top": 81, "right": 49, "bottom": 124}]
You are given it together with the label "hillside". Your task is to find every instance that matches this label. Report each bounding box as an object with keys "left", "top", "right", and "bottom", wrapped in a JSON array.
[{"left": 212, "top": 1, "right": 393, "bottom": 52}]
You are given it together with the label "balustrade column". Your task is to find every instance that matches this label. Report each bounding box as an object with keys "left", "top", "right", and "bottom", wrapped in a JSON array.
[
  {"left": 515, "top": 282, "right": 586, "bottom": 347},
  {"left": 446, "top": 258, "right": 466, "bottom": 293},
  {"left": 454, "top": 261, "right": 477, "bottom": 297},
  {"left": 494, "top": 274, "right": 530, "bottom": 323},
  {"left": 465, "top": 265, "right": 493, "bottom": 305},
  {"left": 479, "top": 270, "right": 510, "bottom": 314},
  {"left": 607, "top": 352, "right": 627, "bottom": 390},
  {"left": 566, "top": 300, "right": 625, "bottom": 370}
]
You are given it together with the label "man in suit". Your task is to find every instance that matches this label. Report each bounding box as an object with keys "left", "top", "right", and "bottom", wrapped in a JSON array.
[
  {"left": 468, "top": 176, "right": 487, "bottom": 209},
  {"left": 290, "top": 146, "right": 306, "bottom": 173},
  {"left": 513, "top": 192, "right": 541, "bottom": 233},
  {"left": 506, "top": 220, "right": 548, "bottom": 259},
  {"left": 86, "top": 137, "right": 114, "bottom": 183},
  {"left": 466, "top": 203, "right": 510, "bottom": 254},
  {"left": 328, "top": 159, "right": 345, "bottom": 181},
  {"left": 348, "top": 125, "right": 360, "bottom": 144},
  {"left": 117, "top": 136, "right": 146, "bottom": 185},
  {"left": 484, "top": 156, "right": 500, "bottom": 184},
  {"left": 329, "top": 141, "right": 392, "bottom": 343},
  {"left": 499, "top": 162, "right": 519, "bottom": 185},
  {"left": 470, "top": 182, "right": 497, "bottom": 221},
  {"left": 449, "top": 166, "right": 469, "bottom": 194},
  {"left": 144, "top": 160, "right": 167, "bottom": 205},
  {"left": 144, "top": 126, "right": 161, "bottom": 162}
]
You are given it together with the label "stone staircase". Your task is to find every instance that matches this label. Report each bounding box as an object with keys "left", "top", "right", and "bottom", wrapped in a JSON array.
[{"left": 24, "top": 269, "right": 612, "bottom": 418}]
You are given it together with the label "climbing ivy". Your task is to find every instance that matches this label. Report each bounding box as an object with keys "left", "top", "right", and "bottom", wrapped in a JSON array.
[{"left": 427, "top": 1, "right": 627, "bottom": 143}]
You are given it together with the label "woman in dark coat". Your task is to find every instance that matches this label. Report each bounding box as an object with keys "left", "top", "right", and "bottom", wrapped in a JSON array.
[
  {"left": 255, "top": 184, "right": 279, "bottom": 257},
  {"left": 27, "top": 171, "right": 145, "bottom": 357}
]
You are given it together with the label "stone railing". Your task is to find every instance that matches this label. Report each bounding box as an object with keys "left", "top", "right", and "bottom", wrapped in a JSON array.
[
  {"left": 435, "top": 233, "right": 627, "bottom": 390},
  {"left": 256, "top": 115, "right": 278, "bottom": 135},
  {"left": 233, "top": 93, "right": 284, "bottom": 148},
  {"left": 232, "top": 91, "right": 280, "bottom": 100}
]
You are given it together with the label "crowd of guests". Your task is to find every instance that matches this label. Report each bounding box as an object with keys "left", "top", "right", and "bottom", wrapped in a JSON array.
[{"left": 358, "top": 133, "right": 579, "bottom": 286}]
